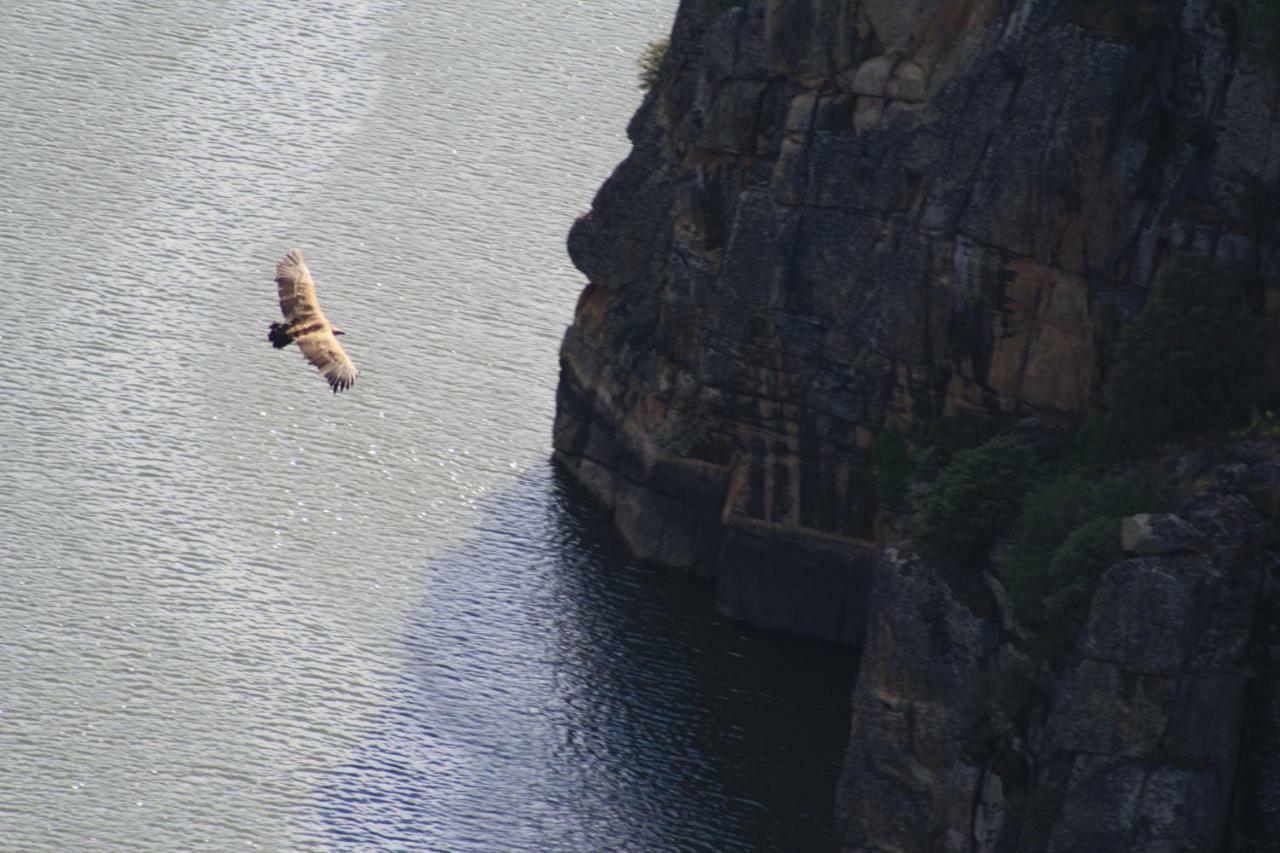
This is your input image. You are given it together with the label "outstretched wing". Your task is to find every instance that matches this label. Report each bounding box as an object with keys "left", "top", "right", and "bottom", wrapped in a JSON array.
[
  {"left": 295, "top": 330, "right": 358, "bottom": 393},
  {"left": 274, "top": 249, "right": 358, "bottom": 393},
  {"left": 276, "top": 249, "right": 319, "bottom": 324}
]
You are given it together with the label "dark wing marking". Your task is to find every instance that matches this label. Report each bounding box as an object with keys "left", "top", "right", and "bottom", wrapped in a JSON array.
[
  {"left": 293, "top": 326, "right": 358, "bottom": 393},
  {"left": 273, "top": 249, "right": 358, "bottom": 393},
  {"left": 275, "top": 249, "right": 320, "bottom": 325}
]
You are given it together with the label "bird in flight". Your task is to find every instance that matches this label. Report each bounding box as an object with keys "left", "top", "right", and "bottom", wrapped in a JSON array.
[{"left": 267, "top": 249, "right": 358, "bottom": 393}]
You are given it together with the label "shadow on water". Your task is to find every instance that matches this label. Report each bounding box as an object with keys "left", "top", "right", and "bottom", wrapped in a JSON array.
[{"left": 310, "top": 461, "right": 857, "bottom": 851}]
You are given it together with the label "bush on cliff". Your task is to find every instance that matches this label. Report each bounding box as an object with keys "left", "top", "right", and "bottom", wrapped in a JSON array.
[
  {"left": 871, "top": 411, "right": 1020, "bottom": 516},
  {"left": 869, "top": 429, "right": 914, "bottom": 514},
  {"left": 999, "top": 467, "right": 1168, "bottom": 657},
  {"left": 915, "top": 437, "right": 1040, "bottom": 564},
  {"left": 1036, "top": 518, "right": 1124, "bottom": 645},
  {"left": 1240, "top": 0, "right": 1280, "bottom": 59},
  {"left": 1102, "top": 255, "right": 1265, "bottom": 450},
  {"left": 637, "top": 39, "right": 668, "bottom": 92}
]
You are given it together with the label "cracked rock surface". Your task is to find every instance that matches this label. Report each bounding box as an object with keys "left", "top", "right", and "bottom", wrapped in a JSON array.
[
  {"left": 555, "top": 0, "right": 1279, "bottom": 642},
  {"left": 837, "top": 453, "right": 1280, "bottom": 852},
  {"left": 556, "top": 2, "right": 1280, "bottom": 846}
]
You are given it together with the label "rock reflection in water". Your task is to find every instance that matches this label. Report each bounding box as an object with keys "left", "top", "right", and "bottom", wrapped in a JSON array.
[{"left": 312, "top": 463, "right": 856, "bottom": 851}]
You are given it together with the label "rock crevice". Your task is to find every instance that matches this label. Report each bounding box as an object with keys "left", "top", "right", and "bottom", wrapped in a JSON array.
[
  {"left": 555, "top": 0, "right": 1279, "bottom": 640},
  {"left": 555, "top": 0, "right": 1280, "bottom": 847}
]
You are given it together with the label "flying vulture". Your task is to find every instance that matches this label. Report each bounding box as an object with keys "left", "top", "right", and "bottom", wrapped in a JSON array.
[{"left": 267, "top": 249, "right": 358, "bottom": 393}]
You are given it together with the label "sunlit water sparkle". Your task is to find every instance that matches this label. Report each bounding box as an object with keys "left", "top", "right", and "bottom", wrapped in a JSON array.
[{"left": 0, "top": 1, "right": 854, "bottom": 849}]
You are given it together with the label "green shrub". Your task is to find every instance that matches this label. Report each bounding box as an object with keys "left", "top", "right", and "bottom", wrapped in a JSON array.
[
  {"left": 637, "top": 38, "right": 668, "bottom": 92},
  {"left": 1068, "top": 413, "right": 1120, "bottom": 468},
  {"left": 870, "top": 412, "right": 1014, "bottom": 516},
  {"left": 1240, "top": 0, "right": 1280, "bottom": 60},
  {"left": 916, "top": 409, "right": 1013, "bottom": 453},
  {"left": 870, "top": 429, "right": 914, "bottom": 513},
  {"left": 987, "top": 653, "right": 1038, "bottom": 741},
  {"left": 1000, "top": 467, "right": 1167, "bottom": 657},
  {"left": 1103, "top": 256, "right": 1265, "bottom": 448},
  {"left": 1002, "top": 468, "right": 1164, "bottom": 611},
  {"left": 1034, "top": 517, "right": 1123, "bottom": 655},
  {"left": 1236, "top": 409, "right": 1280, "bottom": 440},
  {"left": 916, "top": 437, "right": 1040, "bottom": 563}
]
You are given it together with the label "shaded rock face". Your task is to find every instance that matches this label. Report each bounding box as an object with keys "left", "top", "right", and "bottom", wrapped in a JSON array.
[
  {"left": 553, "top": 0, "right": 1280, "bottom": 640},
  {"left": 557, "top": 0, "right": 1280, "bottom": 848},
  {"left": 836, "top": 547, "right": 1002, "bottom": 851},
  {"left": 1120, "top": 511, "right": 1205, "bottom": 554},
  {"left": 837, "top": 463, "right": 1280, "bottom": 852}
]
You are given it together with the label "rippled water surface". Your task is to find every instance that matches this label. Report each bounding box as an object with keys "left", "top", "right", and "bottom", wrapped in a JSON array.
[{"left": 0, "top": 1, "right": 855, "bottom": 849}]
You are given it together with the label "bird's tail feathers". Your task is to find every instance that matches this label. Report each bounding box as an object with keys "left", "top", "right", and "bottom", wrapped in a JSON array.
[{"left": 268, "top": 322, "right": 293, "bottom": 349}]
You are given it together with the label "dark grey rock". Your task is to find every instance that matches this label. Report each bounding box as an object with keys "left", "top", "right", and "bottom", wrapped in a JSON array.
[
  {"left": 716, "top": 524, "right": 873, "bottom": 643},
  {"left": 836, "top": 548, "right": 998, "bottom": 850},
  {"left": 552, "top": 0, "right": 1280, "bottom": 848},
  {"left": 1215, "top": 462, "right": 1251, "bottom": 491},
  {"left": 1048, "top": 757, "right": 1148, "bottom": 853},
  {"left": 1120, "top": 513, "right": 1204, "bottom": 555},
  {"left": 1077, "top": 554, "right": 1214, "bottom": 672},
  {"left": 1043, "top": 659, "right": 1177, "bottom": 757}
]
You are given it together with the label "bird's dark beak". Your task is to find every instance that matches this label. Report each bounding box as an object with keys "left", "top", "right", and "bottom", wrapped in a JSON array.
[{"left": 332, "top": 327, "right": 345, "bottom": 336}]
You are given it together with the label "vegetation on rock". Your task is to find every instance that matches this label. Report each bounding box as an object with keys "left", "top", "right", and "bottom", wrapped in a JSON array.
[
  {"left": 870, "top": 412, "right": 1017, "bottom": 518},
  {"left": 892, "top": 254, "right": 1270, "bottom": 794},
  {"left": 915, "top": 438, "right": 1040, "bottom": 564},
  {"left": 1102, "top": 255, "right": 1265, "bottom": 450},
  {"left": 1240, "top": 0, "right": 1280, "bottom": 58},
  {"left": 637, "top": 38, "right": 668, "bottom": 92},
  {"left": 869, "top": 430, "right": 913, "bottom": 514},
  {"left": 900, "top": 256, "right": 1261, "bottom": 657},
  {"left": 1001, "top": 469, "right": 1167, "bottom": 657}
]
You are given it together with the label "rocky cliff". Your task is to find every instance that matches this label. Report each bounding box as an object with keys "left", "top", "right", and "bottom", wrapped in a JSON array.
[
  {"left": 555, "top": 0, "right": 1280, "bottom": 849},
  {"left": 837, "top": 449, "right": 1280, "bottom": 851},
  {"left": 555, "top": 0, "right": 1280, "bottom": 640}
]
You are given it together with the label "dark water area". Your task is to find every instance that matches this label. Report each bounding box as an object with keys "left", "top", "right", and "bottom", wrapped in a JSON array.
[{"left": 314, "top": 464, "right": 856, "bottom": 851}]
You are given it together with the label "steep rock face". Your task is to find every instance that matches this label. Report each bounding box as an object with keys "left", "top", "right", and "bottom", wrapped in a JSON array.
[
  {"left": 556, "top": 0, "right": 1280, "bottom": 849},
  {"left": 836, "top": 547, "right": 1002, "bottom": 851},
  {"left": 554, "top": 0, "right": 1280, "bottom": 641},
  {"left": 836, "top": 455, "right": 1280, "bottom": 852}
]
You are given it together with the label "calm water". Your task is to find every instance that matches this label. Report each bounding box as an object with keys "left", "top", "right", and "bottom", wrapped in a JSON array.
[{"left": 0, "top": 1, "right": 854, "bottom": 849}]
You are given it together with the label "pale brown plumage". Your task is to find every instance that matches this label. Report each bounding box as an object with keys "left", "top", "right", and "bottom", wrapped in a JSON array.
[{"left": 268, "top": 249, "right": 358, "bottom": 393}]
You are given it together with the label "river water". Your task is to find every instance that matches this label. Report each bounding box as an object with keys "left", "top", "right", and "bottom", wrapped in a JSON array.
[{"left": 0, "top": 1, "right": 855, "bottom": 849}]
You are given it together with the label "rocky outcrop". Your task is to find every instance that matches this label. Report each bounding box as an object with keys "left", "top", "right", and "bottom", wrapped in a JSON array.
[
  {"left": 836, "top": 452, "right": 1280, "bottom": 852},
  {"left": 555, "top": 0, "right": 1280, "bottom": 849},
  {"left": 836, "top": 546, "right": 1002, "bottom": 851},
  {"left": 1119, "top": 511, "right": 1205, "bottom": 554},
  {"left": 554, "top": 0, "right": 1280, "bottom": 641}
]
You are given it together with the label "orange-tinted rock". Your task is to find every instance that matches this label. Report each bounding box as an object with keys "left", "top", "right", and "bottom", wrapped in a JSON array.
[
  {"left": 556, "top": 0, "right": 1279, "bottom": 638},
  {"left": 556, "top": 0, "right": 1280, "bottom": 847}
]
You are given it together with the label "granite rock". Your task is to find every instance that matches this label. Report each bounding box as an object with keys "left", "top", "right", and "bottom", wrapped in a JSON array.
[
  {"left": 1119, "top": 513, "right": 1204, "bottom": 555},
  {"left": 555, "top": 0, "right": 1280, "bottom": 643},
  {"left": 555, "top": 0, "right": 1280, "bottom": 848}
]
